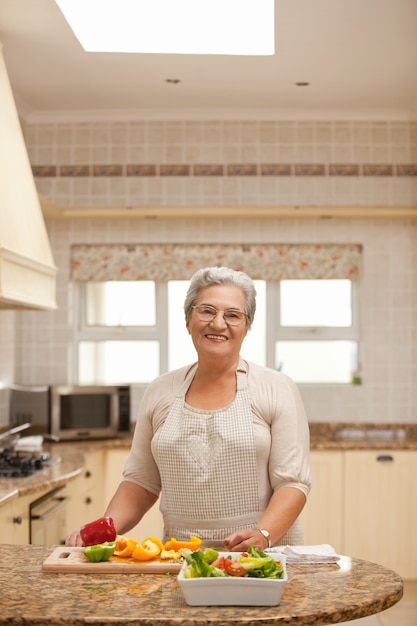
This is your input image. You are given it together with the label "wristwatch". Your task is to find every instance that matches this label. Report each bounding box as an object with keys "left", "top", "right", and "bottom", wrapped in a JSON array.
[{"left": 255, "top": 527, "right": 272, "bottom": 548}]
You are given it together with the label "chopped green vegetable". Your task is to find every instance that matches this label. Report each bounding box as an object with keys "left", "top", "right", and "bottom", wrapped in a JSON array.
[
  {"left": 183, "top": 549, "right": 225, "bottom": 578},
  {"left": 83, "top": 541, "right": 116, "bottom": 562},
  {"left": 239, "top": 547, "right": 284, "bottom": 578},
  {"left": 202, "top": 548, "right": 219, "bottom": 564},
  {"left": 183, "top": 546, "right": 284, "bottom": 579}
]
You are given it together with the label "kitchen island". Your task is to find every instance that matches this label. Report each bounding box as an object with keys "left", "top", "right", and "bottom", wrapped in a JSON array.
[{"left": 0, "top": 544, "right": 403, "bottom": 626}]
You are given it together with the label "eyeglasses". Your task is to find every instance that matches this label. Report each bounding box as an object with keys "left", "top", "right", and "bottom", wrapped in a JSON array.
[{"left": 192, "top": 305, "right": 248, "bottom": 326}]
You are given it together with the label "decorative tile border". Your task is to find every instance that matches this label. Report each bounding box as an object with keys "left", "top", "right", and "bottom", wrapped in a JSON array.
[
  {"left": 329, "top": 164, "right": 360, "bottom": 176},
  {"left": 126, "top": 164, "right": 157, "bottom": 176},
  {"left": 397, "top": 164, "right": 417, "bottom": 176},
  {"left": 193, "top": 164, "right": 224, "bottom": 176},
  {"left": 32, "top": 162, "right": 417, "bottom": 178},
  {"left": 363, "top": 164, "right": 393, "bottom": 176},
  {"left": 92, "top": 165, "right": 123, "bottom": 176},
  {"left": 160, "top": 164, "right": 190, "bottom": 176},
  {"left": 60, "top": 165, "right": 90, "bottom": 177},
  {"left": 294, "top": 164, "right": 326, "bottom": 176},
  {"left": 227, "top": 164, "right": 258, "bottom": 176},
  {"left": 261, "top": 164, "right": 292, "bottom": 176},
  {"left": 32, "top": 165, "right": 57, "bottom": 177}
]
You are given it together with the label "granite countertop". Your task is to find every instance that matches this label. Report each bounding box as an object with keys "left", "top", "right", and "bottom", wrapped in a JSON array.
[
  {"left": 1, "top": 423, "right": 417, "bottom": 509},
  {"left": 309, "top": 422, "right": 417, "bottom": 450},
  {"left": 0, "top": 437, "right": 131, "bottom": 508},
  {"left": 0, "top": 544, "right": 403, "bottom": 626}
]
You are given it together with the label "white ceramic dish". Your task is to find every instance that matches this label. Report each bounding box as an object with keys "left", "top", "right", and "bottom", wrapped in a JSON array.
[{"left": 177, "top": 552, "right": 287, "bottom": 606}]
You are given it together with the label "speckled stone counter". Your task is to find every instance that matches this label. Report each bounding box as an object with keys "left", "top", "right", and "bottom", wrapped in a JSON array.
[
  {"left": 0, "top": 544, "right": 403, "bottom": 626},
  {"left": 309, "top": 422, "right": 417, "bottom": 450},
  {"left": 0, "top": 437, "right": 131, "bottom": 507}
]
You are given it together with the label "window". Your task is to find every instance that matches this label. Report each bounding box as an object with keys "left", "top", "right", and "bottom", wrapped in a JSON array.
[
  {"left": 75, "top": 278, "right": 358, "bottom": 385},
  {"left": 274, "top": 280, "right": 358, "bottom": 383}
]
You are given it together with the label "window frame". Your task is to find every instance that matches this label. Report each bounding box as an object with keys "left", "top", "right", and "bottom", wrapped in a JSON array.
[{"left": 74, "top": 278, "right": 359, "bottom": 384}]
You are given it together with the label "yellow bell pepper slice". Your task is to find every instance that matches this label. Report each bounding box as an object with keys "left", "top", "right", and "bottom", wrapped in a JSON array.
[
  {"left": 163, "top": 535, "right": 202, "bottom": 551},
  {"left": 113, "top": 535, "right": 138, "bottom": 558},
  {"left": 132, "top": 536, "right": 164, "bottom": 561}
]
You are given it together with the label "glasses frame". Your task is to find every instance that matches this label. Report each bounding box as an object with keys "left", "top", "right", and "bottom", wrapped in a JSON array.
[{"left": 192, "top": 305, "right": 249, "bottom": 326}]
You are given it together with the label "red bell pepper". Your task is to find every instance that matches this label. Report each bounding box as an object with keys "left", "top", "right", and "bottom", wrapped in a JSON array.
[{"left": 80, "top": 516, "right": 117, "bottom": 546}]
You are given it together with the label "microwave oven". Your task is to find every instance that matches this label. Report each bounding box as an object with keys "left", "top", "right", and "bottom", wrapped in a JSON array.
[{"left": 9, "top": 384, "right": 131, "bottom": 440}]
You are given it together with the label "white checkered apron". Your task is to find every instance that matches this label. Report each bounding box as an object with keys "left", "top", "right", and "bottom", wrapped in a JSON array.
[{"left": 157, "top": 362, "right": 262, "bottom": 543}]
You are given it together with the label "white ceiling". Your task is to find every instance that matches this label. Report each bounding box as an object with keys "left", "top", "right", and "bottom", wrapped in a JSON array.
[{"left": 0, "top": 0, "right": 416, "bottom": 123}]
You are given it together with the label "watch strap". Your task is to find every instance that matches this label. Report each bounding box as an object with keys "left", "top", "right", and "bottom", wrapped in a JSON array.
[{"left": 254, "top": 527, "right": 272, "bottom": 548}]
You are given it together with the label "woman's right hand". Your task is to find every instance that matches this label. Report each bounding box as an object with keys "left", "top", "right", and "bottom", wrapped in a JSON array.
[{"left": 65, "top": 529, "right": 84, "bottom": 547}]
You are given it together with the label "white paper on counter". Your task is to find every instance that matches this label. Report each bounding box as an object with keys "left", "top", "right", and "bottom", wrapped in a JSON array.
[{"left": 266, "top": 544, "right": 340, "bottom": 563}]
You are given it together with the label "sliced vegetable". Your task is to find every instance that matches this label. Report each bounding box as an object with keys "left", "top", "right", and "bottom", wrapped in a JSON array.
[
  {"left": 160, "top": 548, "right": 184, "bottom": 561},
  {"left": 80, "top": 516, "right": 117, "bottom": 547},
  {"left": 83, "top": 541, "right": 116, "bottom": 562},
  {"left": 113, "top": 535, "right": 138, "bottom": 557},
  {"left": 201, "top": 547, "right": 219, "bottom": 564},
  {"left": 212, "top": 555, "right": 247, "bottom": 577},
  {"left": 183, "top": 546, "right": 284, "bottom": 579},
  {"left": 183, "top": 549, "right": 225, "bottom": 578},
  {"left": 164, "top": 535, "right": 202, "bottom": 551},
  {"left": 132, "top": 536, "right": 164, "bottom": 561}
]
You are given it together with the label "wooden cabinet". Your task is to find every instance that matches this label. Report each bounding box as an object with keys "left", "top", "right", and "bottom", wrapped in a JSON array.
[
  {"left": 103, "top": 449, "right": 163, "bottom": 540},
  {"left": 0, "top": 488, "right": 50, "bottom": 544},
  {"left": 299, "top": 451, "right": 344, "bottom": 554},
  {"left": 300, "top": 449, "right": 417, "bottom": 578},
  {"left": 344, "top": 449, "right": 417, "bottom": 579},
  {"left": 0, "top": 501, "right": 15, "bottom": 543},
  {"left": 64, "top": 449, "right": 105, "bottom": 535}
]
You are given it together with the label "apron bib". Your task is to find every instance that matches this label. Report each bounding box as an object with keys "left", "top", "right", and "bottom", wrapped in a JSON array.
[{"left": 157, "top": 360, "right": 263, "bottom": 542}]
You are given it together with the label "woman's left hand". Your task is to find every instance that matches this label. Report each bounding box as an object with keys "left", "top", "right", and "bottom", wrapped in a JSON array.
[{"left": 223, "top": 528, "right": 269, "bottom": 552}]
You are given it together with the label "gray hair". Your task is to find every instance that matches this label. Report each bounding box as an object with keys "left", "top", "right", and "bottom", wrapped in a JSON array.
[{"left": 184, "top": 266, "right": 257, "bottom": 329}]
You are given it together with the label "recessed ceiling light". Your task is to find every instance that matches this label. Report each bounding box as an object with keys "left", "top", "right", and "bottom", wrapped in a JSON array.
[{"left": 54, "top": 0, "right": 275, "bottom": 55}]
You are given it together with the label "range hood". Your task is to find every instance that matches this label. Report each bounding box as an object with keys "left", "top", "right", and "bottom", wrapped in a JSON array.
[{"left": 0, "top": 42, "right": 57, "bottom": 310}]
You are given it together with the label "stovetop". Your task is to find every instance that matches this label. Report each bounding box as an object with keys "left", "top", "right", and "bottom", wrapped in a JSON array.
[{"left": 0, "top": 449, "right": 56, "bottom": 478}]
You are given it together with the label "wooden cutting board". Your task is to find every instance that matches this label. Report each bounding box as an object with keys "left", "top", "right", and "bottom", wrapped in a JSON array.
[{"left": 42, "top": 546, "right": 182, "bottom": 574}]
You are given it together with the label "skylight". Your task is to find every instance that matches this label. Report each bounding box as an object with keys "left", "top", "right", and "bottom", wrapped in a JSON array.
[{"left": 54, "top": 0, "right": 274, "bottom": 55}]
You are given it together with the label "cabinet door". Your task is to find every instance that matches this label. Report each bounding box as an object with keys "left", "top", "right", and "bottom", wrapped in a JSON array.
[
  {"left": 104, "top": 449, "right": 163, "bottom": 540},
  {"left": 299, "top": 451, "right": 344, "bottom": 554},
  {"left": 64, "top": 450, "right": 105, "bottom": 534},
  {"left": 0, "top": 489, "right": 50, "bottom": 545},
  {"left": 344, "top": 450, "right": 417, "bottom": 579},
  {"left": 0, "top": 501, "right": 18, "bottom": 544}
]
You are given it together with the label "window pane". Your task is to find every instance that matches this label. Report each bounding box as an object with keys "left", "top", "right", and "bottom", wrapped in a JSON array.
[
  {"left": 79, "top": 341, "right": 159, "bottom": 384},
  {"left": 280, "top": 280, "right": 352, "bottom": 327},
  {"left": 241, "top": 280, "right": 266, "bottom": 366},
  {"left": 85, "top": 281, "right": 155, "bottom": 326},
  {"left": 168, "top": 281, "right": 197, "bottom": 370},
  {"left": 276, "top": 340, "right": 358, "bottom": 383}
]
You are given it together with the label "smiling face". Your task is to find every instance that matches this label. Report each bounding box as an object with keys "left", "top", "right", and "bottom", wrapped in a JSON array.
[{"left": 186, "top": 284, "right": 249, "bottom": 365}]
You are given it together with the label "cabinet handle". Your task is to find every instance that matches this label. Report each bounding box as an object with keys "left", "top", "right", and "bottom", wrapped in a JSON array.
[
  {"left": 85, "top": 497, "right": 92, "bottom": 505},
  {"left": 85, "top": 470, "right": 92, "bottom": 478},
  {"left": 376, "top": 454, "right": 394, "bottom": 462},
  {"left": 13, "top": 516, "right": 23, "bottom": 525}
]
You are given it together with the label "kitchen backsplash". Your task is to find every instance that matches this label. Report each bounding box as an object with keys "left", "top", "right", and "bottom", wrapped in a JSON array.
[{"left": 0, "top": 118, "right": 416, "bottom": 426}]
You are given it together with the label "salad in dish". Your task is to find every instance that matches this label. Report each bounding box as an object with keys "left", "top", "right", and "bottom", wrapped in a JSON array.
[{"left": 183, "top": 546, "right": 285, "bottom": 579}]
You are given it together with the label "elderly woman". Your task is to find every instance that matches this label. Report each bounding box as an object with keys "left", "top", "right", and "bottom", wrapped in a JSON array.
[{"left": 66, "top": 266, "right": 311, "bottom": 550}]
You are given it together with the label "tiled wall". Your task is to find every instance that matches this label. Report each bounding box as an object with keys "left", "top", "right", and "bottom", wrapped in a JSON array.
[
  {"left": 0, "top": 119, "right": 416, "bottom": 427},
  {"left": 26, "top": 120, "right": 417, "bottom": 209}
]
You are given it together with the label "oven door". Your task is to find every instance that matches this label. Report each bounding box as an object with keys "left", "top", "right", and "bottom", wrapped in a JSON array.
[{"left": 30, "top": 486, "right": 70, "bottom": 545}]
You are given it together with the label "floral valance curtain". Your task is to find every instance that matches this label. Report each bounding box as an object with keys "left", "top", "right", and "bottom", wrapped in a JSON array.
[{"left": 71, "top": 243, "right": 362, "bottom": 281}]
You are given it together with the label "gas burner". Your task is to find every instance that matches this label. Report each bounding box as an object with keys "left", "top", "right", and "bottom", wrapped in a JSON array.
[{"left": 0, "top": 449, "right": 54, "bottom": 478}]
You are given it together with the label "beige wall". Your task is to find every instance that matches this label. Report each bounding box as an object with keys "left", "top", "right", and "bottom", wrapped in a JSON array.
[{"left": 0, "top": 119, "right": 416, "bottom": 426}]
